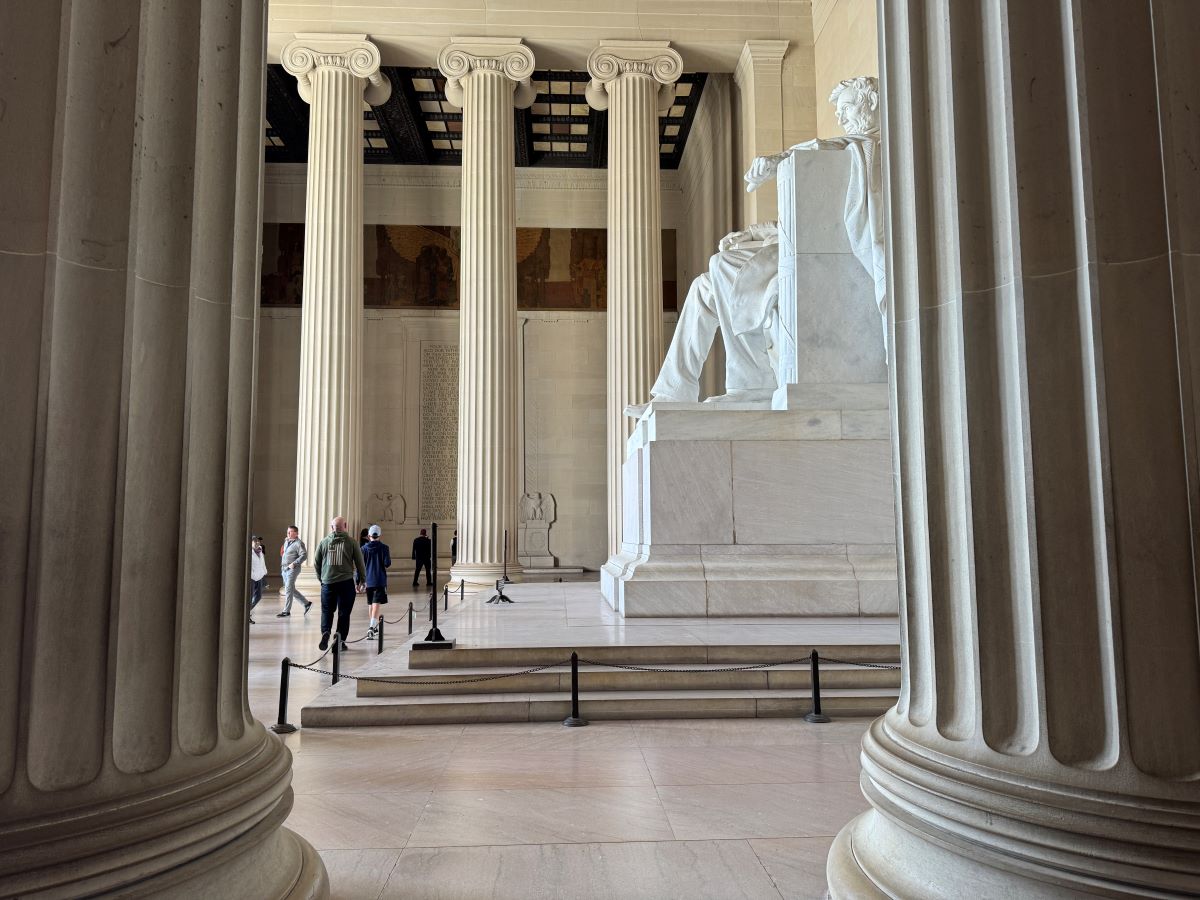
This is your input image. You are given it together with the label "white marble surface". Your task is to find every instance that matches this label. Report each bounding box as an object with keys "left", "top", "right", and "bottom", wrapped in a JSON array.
[
  {"left": 648, "top": 440, "right": 734, "bottom": 544},
  {"left": 245, "top": 585, "right": 881, "bottom": 896},
  {"left": 733, "top": 440, "right": 894, "bottom": 545}
]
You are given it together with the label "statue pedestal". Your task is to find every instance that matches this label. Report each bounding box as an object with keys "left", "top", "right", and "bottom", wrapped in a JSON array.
[
  {"left": 518, "top": 522, "right": 555, "bottom": 568},
  {"left": 600, "top": 385, "right": 898, "bottom": 616}
]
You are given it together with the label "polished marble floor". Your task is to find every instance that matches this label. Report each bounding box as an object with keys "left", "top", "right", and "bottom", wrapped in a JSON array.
[{"left": 251, "top": 577, "right": 874, "bottom": 899}]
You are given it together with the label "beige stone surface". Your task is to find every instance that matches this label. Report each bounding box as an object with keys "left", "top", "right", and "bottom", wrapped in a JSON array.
[
  {"left": 812, "top": 0, "right": 878, "bottom": 137},
  {"left": 251, "top": 309, "right": 613, "bottom": 569},
  {"left": 383, "top": 840, "right": 784, "bottom": 900}
]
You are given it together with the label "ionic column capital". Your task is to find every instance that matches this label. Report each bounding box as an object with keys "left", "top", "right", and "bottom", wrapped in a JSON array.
[
  {"left": 281, "top": 32, "right": 391, "bottom": 105},
  {"left": 437, "top": 38, "right": 537, "bottom": 109},
  {"left": 586, "top": 40, "right": 683, "bottom": 112}
]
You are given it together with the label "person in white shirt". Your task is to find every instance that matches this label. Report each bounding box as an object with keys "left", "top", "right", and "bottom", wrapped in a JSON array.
[{"left": 248, "top": 534, "right": 268, "bottom": 625}]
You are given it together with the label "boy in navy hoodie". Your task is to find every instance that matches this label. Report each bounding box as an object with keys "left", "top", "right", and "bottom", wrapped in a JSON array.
[{"left": 362, "top": 524, "right": 391, "bottom": 639}]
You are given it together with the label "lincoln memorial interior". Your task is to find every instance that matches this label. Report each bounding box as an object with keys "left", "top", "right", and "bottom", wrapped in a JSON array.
[{"left": 4, "top": 1, "right": 1199, "bottom": 897}]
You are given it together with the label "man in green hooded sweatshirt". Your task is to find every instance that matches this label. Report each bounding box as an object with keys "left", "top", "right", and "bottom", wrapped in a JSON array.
[{"left": 313, "top": 514, "right": 366, "bottom": 652}]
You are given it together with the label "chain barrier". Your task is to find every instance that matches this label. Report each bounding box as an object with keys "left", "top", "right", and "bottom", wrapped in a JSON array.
[
  {"left": 576, "top": 655, "right": 900, "bottom": 673},
  {"left": 292, "top": 645, "right": 334, "bottom": 669},
  {"left": 286, "top": 658, "right": 571, "bottom": 686},
  {"left": 271, "top": 646, "right": 899, "bottom": 734},
  {"left": 816, "top": 655, "right": 901, "bottom": 671}
]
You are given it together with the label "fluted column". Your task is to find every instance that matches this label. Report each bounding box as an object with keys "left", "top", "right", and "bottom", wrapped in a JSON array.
[
  {"left": 440, "top": 38, "right": 535, "bottom": 585},
  {"left": 586, "top": 41, "right": 683, "bottom": 558},
  {"left": 829, "top": 2, "right": 1200, "bottom": 896},
  {"left": 283, "top": 34, "right": 390, "bottom": 561},
  {"left": 0, "top": 2, "right": 326, "bottom": 895}
]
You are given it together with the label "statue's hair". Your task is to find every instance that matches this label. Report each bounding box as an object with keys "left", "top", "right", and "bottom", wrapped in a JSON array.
[{"left": 830, "top": 75, "right": 878, "bottom": 109}]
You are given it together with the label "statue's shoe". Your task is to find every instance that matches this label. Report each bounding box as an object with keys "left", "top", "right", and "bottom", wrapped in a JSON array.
[{"left": 702, "top": 388, "right": 775, "bottom": 404}]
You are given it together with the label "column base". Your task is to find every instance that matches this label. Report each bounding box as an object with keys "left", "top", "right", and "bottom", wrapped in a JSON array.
[
  {"left": 157, "top": 823, "right": 329, "bottom": 900},
  {"left": 828, "top": 717, "right": 1200, "bottom": 899},
  {"left": 0, "top": 731, "right": 329, "bottom": 898},
  {"left": 451, "top": 562, "right": 523, "bottom": 587}
]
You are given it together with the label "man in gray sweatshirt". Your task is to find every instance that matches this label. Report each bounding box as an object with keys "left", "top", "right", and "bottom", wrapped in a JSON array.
[
  {"left": 314, "top": 515, "right": 366, "bottom": 652},
  {"left": 278, "top": 525, "right": 312, "bottom": 616}
]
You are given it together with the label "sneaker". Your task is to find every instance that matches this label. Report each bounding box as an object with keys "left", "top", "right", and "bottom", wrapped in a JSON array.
[
  {"left": 276, "top": 612, "right": 290, "bottom": 618},
  {"left": 366, "top": 626, "right": 377, "bottom": 639},
  {"left": 249, "top": 617, "right": 255, "bottom": 625},
  {"left": 303, "top": 602, "right": 312, "bottom": 615},
  {"left": 318, "top": 633, "right": 330, "bottom": 651},
  {"left": 339, "top": 641, "right": 349, "bottom": 652}
]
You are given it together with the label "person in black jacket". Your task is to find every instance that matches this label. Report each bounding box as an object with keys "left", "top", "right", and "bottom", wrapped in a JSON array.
[
  {"left": 411, "top": 528, "right": 432, "bottom": 587},
  {"left": 362, "top": 525, "right": 391, "bottom": 639}
]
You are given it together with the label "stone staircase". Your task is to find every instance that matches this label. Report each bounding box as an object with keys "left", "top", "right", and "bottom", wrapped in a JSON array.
[{"left": 301, "top": 642, "right": 900, "bottom": 727}]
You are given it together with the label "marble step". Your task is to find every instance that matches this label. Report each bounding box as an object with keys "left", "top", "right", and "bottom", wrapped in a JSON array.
[
  {"left": 355, "top": 662, "right": 898, "bottom": 697},
  {"left": 406, "top": 643, "right": 898, "bottom": 669},
  {"left": 301, "top": 686, "right": 900, "bottom": 728}
]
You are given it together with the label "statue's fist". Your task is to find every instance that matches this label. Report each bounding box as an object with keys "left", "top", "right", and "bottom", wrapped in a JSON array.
[
  {"left": 719, "top": 228, "right": 751, "bottom": 252},
  {"left": 744, "top": 152, "right": 786, "bottom": 192}
]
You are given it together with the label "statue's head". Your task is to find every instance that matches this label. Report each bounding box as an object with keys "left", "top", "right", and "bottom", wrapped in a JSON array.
[{"left": 829, "top": 76, "right": 880, "bottom": 136}]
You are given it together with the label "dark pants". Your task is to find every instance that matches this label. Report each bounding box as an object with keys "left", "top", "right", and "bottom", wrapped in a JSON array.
[
  {"left": 249, "top": 577, "right": 264, "bottom": 611},
  {"left": 412, "top": 559, "right": 431, "bottom": 585},
  {"left": 320, "top": 578, "right": 356, "bottom": 640}
]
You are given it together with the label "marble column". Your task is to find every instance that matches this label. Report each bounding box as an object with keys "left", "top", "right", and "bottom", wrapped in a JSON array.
[
  {"left": 440, "top": 38, "right": 535, "bottom": 586},
  {"left": 283, "top": 34, "right": 390, "bottom": 563},
  {"left": 0, "top": 2, "right": 326, "bottom": 896},
  {"left": 732, "top": 40, "right": 788, "bottom": 225},
  {"left": 586, "top": 40, "right": 683, "bottom": 560},
  {"left": 828, "top": 2, "right": 1200, "bottom": 896}
]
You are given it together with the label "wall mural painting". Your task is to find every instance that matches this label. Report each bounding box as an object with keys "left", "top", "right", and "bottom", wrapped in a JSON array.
[{"left": 261, "top": 223, "right": 677, "bottom": 311}]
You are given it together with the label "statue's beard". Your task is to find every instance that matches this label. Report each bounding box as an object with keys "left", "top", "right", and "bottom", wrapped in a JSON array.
[{"left": 840, "top": 112, "right": 877, "bottom": 134}]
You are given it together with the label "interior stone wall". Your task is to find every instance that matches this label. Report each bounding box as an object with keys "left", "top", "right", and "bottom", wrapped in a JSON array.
[
  {"left": 812, "top": 0, "right": 879, "bottom": 137},
  {"left": 251, "top": 165, "right": 690, "bottom": 567},
  {"left": 252, "top": 307, "right": 674, "bottom": 569}
]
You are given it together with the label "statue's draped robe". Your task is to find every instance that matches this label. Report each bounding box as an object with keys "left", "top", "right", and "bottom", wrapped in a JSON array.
[{"left": 648, "top": 133, "right": 885, "bottom": 403}]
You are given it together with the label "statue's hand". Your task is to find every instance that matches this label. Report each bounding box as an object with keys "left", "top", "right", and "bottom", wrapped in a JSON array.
[
  {"left": 719, "top": 228, "right": 752, "bottom": 252},
  {"left": 744, "top": 152, "right": 786, "bottom": 192}
]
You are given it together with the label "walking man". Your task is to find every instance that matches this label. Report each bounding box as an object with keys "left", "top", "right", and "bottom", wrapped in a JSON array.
[
  {"left": 363, "top": 524, "right": 391, "bottom": 639},
  {"left": 278, "top": 524, "right": 312, "bottom": 616},
  {"left": 411, "top": 528, "right": 432, "bottom": 587},
  {"left": 248, "top": 535, "right": 267, "bottom": 624},
  {"left": 314, "top": 515, "right": 366, "bottom": 652}
]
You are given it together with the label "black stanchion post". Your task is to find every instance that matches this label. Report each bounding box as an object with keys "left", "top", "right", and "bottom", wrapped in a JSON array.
[
  {"left": 804, "top": 650, "right": 831, "bottom": 723},
  {"left": 502, "top": 528, "right": 512, "bottom": 584},
  {"left": 408, "top": 601, "right": 413, "bottom": 635},
  {"left": 443, "top": 584, "right": 448, "bottom": 611},
  {"left": 270, "top": 658, "right": 297, "bottom": 734},
  {"left": 562, "top": 651, "right": 589, "bottom": 727},
  {"left": 332, "top": 640, "right": 341, "bottom": 686},
  {"left": 415, "top": 535, "right": 452, "bottom": 649},
  {"left": 377, "top": 616, "right": 384, "bottom": 654},
  {"left": 430, "top": 521, "right": 438, "bottom": 608},
  {"left": 460, "top": 579, "right": 465, "bottom": 605}
]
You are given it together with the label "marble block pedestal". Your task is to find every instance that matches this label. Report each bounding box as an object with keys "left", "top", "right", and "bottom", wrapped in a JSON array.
[{"left": 601, "top": 384, "right": 898, "bottom": 616}]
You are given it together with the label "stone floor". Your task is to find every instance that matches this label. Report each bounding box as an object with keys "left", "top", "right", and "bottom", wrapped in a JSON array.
[{"left": 250, "top": 576, "right": 874, "bottom": 899}]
